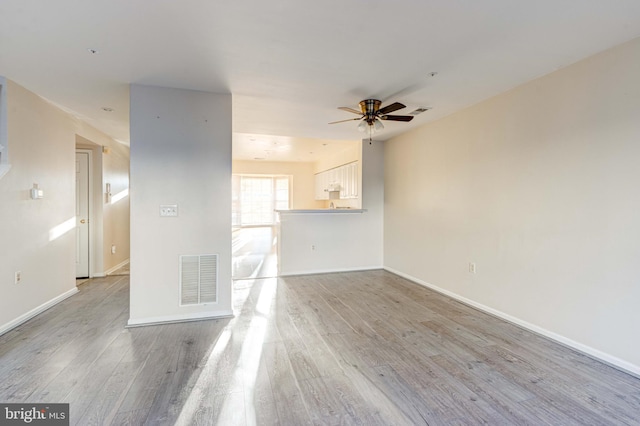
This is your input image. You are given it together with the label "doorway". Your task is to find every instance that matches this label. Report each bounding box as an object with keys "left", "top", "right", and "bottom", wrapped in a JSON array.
[
  {"left": 231, "top": 174, "right": 290, "bottom": 279},
  {"left": 75, "top": 150, "right": 91, "bottom": 278}
]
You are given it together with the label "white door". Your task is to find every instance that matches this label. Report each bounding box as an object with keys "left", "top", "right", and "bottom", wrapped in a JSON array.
[{"left": 76, "top": 152, "right": 90, "bottom": 278}]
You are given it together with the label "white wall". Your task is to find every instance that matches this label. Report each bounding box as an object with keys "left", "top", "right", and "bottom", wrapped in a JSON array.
[
  {"left": 232, "top": 160, "right": 323, "bottom": 210},
  {"left": 0, "top": 78, "right": 123, "bottom": 333},
  {"left": 129, "top": 85, "right": 232, "bottom": 325},
  {"left": 384, "top": 37, "right": 640, "bottom": 374},
  {"left": 278, "top": 139, "right": 383, "bottom": 275}
]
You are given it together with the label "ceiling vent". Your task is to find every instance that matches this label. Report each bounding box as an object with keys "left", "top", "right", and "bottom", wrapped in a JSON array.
[
  {"left": 180, "top": 254, "right": 218, "bottom": 305},
  {"left": 409, "top": 107, "right": 432, "bottom": 115}
]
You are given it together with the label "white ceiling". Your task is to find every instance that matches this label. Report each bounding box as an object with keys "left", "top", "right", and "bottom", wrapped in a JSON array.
[
  {"left": 2, "top": 1, "right": 640, "bottom": 155},
  {"left": 233, "top": 133, "right": 359, "bottom": 163}
]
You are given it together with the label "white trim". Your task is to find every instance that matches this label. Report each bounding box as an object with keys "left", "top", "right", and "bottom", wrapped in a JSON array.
[
  {"left": 279, "top": 265, "right": 382, "bottom": 277},
  {"left": 384, "top": 266, "right": 640, "bottom": 378},
  {"left": 92, "top": 273, "right": 106, "bottom": 278},
  {"left": 126, "top": 310, "right": 234, "bottom": 328},
  {"left": 0, "top": 287, "right": 79, "bottom": 336},
  {"left": 105, "top": 258, "right": 130, "bottom": 275}
]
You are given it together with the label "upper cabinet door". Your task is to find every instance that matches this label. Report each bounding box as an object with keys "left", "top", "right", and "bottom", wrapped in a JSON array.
[
  {"left": 315, "top": 172, "right": 328, "bottom": 200},
  {"left": 315, "top": 161, "right": 359, "bottom": 201},
  {"left": 351, "top": 162, "right": 359, "bottom": 198}
]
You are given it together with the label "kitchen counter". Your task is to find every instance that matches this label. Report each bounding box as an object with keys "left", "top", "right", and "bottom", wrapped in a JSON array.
[{"left": 276, "top": 207, "right": 379, "bottom": 276}]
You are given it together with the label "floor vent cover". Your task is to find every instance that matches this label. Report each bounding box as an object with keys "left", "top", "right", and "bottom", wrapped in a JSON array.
[{"left": 180, "top": 254, "right": 218, "bottom": 305}]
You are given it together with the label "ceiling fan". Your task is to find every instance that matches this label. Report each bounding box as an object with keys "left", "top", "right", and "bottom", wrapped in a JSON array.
[{"left": 329, "top": 99, "right": 414, "bottom": 140}]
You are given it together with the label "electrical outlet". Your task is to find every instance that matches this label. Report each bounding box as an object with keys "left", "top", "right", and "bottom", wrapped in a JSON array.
[
  {"left": 469, "top": 262, "right": 476, "bottom": 274},
  {"left": 15, "top": 271, "right": 21, "bottom": 285},
  {"left": 311, "top": 245, "right": 316, "bottom": 251},
  {"left": 159, "top": 204, "right": 178, "bottom": 217}
]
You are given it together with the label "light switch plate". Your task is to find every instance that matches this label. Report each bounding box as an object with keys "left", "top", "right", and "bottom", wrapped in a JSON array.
[{"left": 160, "top": 204, "right": 178, "bottom": 217}]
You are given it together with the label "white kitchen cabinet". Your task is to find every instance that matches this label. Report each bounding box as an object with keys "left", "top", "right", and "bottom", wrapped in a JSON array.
[
  {"left": 343, "top": 163, "right": 351, "bottom": 198},
  {"left": 314, "top": 174, "right": 320, "bottom": 199},
  {"left": 314, "top": 161, "right": 359, "bottom": 200},
  {"left": 350, "top": 162, "right": 358, "bottom": 198},
  {"left": 315, "top": 172, "right": 328, "bottom": 200},
  {"left": 329, "top": 168, "right": 338, "bottom": 189},
  {"left": 340, "top": 165, "right": 349, "bottom": 198}
]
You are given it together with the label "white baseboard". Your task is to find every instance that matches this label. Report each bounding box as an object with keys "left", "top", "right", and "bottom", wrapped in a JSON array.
[
  {"left": 105, "top": 258, "right": 130, "bottom": 276},
  {"left": 0, "top": 287, "right": 79, "bottom": 336},
  {"left": 279, "top": 265, "right": 382, "bottom": 277},
  {"left": 126, "top": 310, "right": 234, "bottom": 328},
  {"left": 384, "top": 266, "right": 640, "bottom": 378}
]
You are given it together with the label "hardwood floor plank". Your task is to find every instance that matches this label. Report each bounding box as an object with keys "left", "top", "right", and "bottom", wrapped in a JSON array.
[
  {"left": 281, "top": 298, "right": 344, "bottom": 378},
  {"left": 143, "top": 321, "right": 224, "bottom": 425},
  {"left": 336, "top": 364, "right": 416, "bottom": 425},
  {"left": 75, "top": 361, "right": 147, "bottom": 426},
  {"left": 0, "top": 282, "right": 130, "bottom": 401},
  {"left": 113, "top": 323, "right": 192, "bottom": 421},
  {"left": 248, "top": 349, "right": 280, "bottom": 425},
  {"left": 368, "top": 365, "right": 435, "bottom": 424},
  {"left": 471, "top": 345, "right": 617, "bottom": 425},
  {"left": 1, "top": 271, "right": 640, "bottom": 425},
  {"left": 428, "top": 354, "right": 540, "bottom": 424},
  {"left": 262, "top": 341, "right": 312, "bottom": 425}
]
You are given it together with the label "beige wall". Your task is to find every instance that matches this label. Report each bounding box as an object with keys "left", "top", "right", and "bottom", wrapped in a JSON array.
[
  {"left": 102, "top": 139, "right": 130, "bottom": 272},
  {"left": 384, "top": 37, "right": 640, "bottom": 374},
  {"left": 313, "top": 142, "right": 360, "bottom": 174},
  {"left": 233, "top": 160, "right": 323, "bottom": 210},
  {"left": 0, "top": 78, "right": 126, "bottom": 332}
]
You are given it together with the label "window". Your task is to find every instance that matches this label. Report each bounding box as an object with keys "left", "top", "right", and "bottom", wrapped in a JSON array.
[{"left": 232, "top": 174, "right": 290, "bottom": 227}]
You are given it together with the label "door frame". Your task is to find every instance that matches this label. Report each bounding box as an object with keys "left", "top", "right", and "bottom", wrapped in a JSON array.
[{"left": 76, "top": 149, "right": 94, "bottom": 277}]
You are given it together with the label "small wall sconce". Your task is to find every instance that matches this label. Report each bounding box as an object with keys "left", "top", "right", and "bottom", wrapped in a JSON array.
[
  {"left": 105, "top": 183, "right": 112, "bottom": 203},
  {"left": 30, "top": 183, "right": 44, "bottom": 200}
]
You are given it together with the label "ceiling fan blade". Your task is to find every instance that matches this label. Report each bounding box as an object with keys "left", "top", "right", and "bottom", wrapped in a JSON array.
[
  {"left": 378, "top": 102, "right": 406, "bottom": 115},
  {"left": 338, "top": 106, "right": 363, "bottom": 115},
  {"left": 329, "top": 117, "right": 362, "bottom": 124},
  {"left": 380, "top": 115, "right": 414, "bottom": 122}
]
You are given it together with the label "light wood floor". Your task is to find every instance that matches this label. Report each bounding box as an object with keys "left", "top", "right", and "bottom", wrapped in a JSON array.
[
  {"left": 232, "top": 226, "right": 278, "bottom": 280},
  {"left": 1, "top": 271, "right": 639, "bottom": 425}
]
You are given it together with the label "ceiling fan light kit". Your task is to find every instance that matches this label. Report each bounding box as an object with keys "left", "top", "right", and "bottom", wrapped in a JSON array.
[{"left": 330, "top": 98, "right": 414, "bottom": 141}]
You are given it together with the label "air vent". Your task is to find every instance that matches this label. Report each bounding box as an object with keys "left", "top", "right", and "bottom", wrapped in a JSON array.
[
  {"left": 180, "top": 254, "right": 218, "bottom": 305},
  {"left": 409, "top": 107, "right": 432, "bottom": 115}
]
